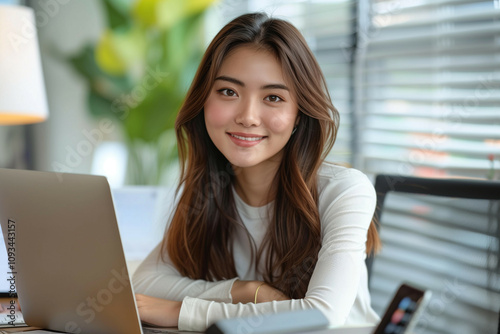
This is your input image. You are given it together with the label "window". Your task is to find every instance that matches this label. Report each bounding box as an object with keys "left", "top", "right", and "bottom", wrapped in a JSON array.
[
  {"left": 356, "top": 1, "right": 500, "bottom": 332},
  {"left": 355, "top": 0, "right": 500, "bottom": 179}
]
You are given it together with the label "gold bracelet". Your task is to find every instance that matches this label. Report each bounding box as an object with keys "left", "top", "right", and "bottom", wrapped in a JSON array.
[{"left": 254, "top": 283, "right": 265, "bottom": 304}]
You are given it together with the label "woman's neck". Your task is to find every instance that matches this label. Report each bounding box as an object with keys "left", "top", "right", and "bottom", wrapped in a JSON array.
[{"left": 233, "top": 160, "right": 280, "bottom": 207}]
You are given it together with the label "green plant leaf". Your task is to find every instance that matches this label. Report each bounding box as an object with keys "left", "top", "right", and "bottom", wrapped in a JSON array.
[
  {"left": 123, "top": 77, "right": 182, "bottom": 142},
  {"left": 101, "top": 0, "right": 130, "bottom": 30},
  {"left": 95, "top": 25, "right": 147, "bottom": 77},
  {"left": 156, "top": 0, "right": 218, "bottom": 29},
  {"left": 87, "top": 89, "right": 115, "bottom": 120},
  {"left": 68, "top": 45, "right": 128, "bottom": 90},
  {"left": 68, "top": 45, "right": 103, "bottom": 81},
  {"left": 132, "top": 0, "right": 160, "bottom": 27},
  {"left": 95, "top": 30, "right": 128, "bottom": 76}
]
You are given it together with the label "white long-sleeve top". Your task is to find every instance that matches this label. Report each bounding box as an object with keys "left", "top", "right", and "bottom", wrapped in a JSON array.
[{"left": 132, "top": 163, "right": 380, "bottom": 331}]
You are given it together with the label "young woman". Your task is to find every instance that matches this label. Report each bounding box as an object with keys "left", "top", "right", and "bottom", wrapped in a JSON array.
[{"left": 133, "top": 12, "right": 381, "bottom": 331}]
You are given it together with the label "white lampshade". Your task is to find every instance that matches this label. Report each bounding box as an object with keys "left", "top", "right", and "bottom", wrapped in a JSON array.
[{"left": 0, "top": 4, "right": 49, "bottom": 125}]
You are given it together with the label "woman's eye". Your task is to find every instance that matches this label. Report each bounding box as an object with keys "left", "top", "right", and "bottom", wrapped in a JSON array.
[
  {"left": 218, "top": 88, "right": 237, "bottom": 97},
  {"left": 265, "top": 95, "right": 283, "bottom": 103}
]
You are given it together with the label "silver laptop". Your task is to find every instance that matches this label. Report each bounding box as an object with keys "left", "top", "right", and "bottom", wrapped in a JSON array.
[{"left": 0, "top": 168, "right": 184, "bottom": 334}]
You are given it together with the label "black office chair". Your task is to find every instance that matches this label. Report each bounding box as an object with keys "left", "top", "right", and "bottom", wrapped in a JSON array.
[{"left": 367, "top": 174, "right": 500, "bottom": 334}]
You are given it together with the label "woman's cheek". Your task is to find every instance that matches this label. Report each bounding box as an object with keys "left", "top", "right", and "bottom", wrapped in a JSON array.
[
  {"left": 205, "top": 100, "right": 231, "bottom": 128},
  {"left": 269, "top": 114, "right": 295, "bottom": 133}
]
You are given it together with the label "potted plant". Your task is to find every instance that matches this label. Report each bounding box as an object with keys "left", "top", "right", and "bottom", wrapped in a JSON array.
[{"left": 68, "top": 0, "right": 216, "bottom": 184}]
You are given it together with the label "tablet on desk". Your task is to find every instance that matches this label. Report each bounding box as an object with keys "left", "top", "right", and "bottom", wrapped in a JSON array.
[{"left": 372, "top": 283, "right": 431, "bottom": 334}]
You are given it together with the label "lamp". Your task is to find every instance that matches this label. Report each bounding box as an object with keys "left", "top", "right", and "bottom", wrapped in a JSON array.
[{"left": 0, "top": 4, "right": 48, "bottom": 125}]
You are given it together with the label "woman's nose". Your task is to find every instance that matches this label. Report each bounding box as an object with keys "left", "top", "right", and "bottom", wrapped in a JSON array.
[{"left": 235, "top": 98, "right": 261, "bottom": 128}]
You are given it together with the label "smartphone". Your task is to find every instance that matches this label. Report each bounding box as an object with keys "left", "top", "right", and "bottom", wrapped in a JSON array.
[{"left": 372, "top": 283, "right": 431, "bottom": 334}]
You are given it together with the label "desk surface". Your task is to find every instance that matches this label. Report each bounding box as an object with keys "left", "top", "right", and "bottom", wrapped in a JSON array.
[
  {"left": 0, "top": 298, "right": 375, "bottom": 334},
  {"left": 0, "top": 327, "right": 374, "bottom": 334}
]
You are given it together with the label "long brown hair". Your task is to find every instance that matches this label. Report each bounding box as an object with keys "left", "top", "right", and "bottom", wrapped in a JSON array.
[{"left": 164, "top": 13, "right": 380, "bottom": 299}]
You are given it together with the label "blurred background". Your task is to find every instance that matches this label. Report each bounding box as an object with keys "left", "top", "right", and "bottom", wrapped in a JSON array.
[
  {"left": 1, "top": 0, "right": 499, "bottom": 183},
  {"left": 0, "top": 0, "right": 499, "bottom": 333}
]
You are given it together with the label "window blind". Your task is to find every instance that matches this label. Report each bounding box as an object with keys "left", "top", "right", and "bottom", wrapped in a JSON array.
[
  {"left": 354, "top": 0, "right": 500, "bottom": 178},
  {"left": 355, "top": 1, "right": 500, "bottom": 333},
  {"left": 220, "top": 0, "right": 358, "bottom": 165}
]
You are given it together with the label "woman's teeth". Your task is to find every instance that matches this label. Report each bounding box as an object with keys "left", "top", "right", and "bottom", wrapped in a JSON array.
[{"left": 231, "top": 134, "right": 264, "bottom": 141}]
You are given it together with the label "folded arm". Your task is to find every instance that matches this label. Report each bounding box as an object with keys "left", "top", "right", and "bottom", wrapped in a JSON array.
[
  {"left": 133, "top": 244, "right": 288, "bottom": 304},
  {"left": 132, "top": 244, "right": 239, "bottom": 303}
]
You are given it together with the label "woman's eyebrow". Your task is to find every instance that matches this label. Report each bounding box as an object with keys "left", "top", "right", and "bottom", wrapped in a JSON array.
[
  {"left": 215, "top": 75, "right": 244, "bottom": 87},
  {"left": 215, "top": 75, "right": 289, "bottom": 91},
  {"left": 261, "top": 83, "right": 289, "bottom": 91}
]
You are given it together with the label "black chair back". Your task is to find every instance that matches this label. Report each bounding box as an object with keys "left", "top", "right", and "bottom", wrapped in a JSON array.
[{"left": 368, "top": 174, "right": 500, "bottom": 334}]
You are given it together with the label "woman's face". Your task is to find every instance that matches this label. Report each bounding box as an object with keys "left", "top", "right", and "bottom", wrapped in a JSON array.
[{"left": 204, "top": 46, "right": 299, "bottom": 169}]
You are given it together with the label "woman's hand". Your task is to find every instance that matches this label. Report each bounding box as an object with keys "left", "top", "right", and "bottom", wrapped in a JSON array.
[
  {"left": 135, "top": 294, "right": 181, "bottom": 328},
  {"left": 231, "top": 280, "right": 290, "bottom": 304}
]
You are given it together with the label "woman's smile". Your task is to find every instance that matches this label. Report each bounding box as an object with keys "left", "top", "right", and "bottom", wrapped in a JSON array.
[{"left": 227, "top": 132, "right": 267, "bottom": 147}]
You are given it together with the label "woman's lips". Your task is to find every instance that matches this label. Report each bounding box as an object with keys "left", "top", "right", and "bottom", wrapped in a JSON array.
[{"left": 227, "top": 132, "right": 266, "bottom": 147}]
